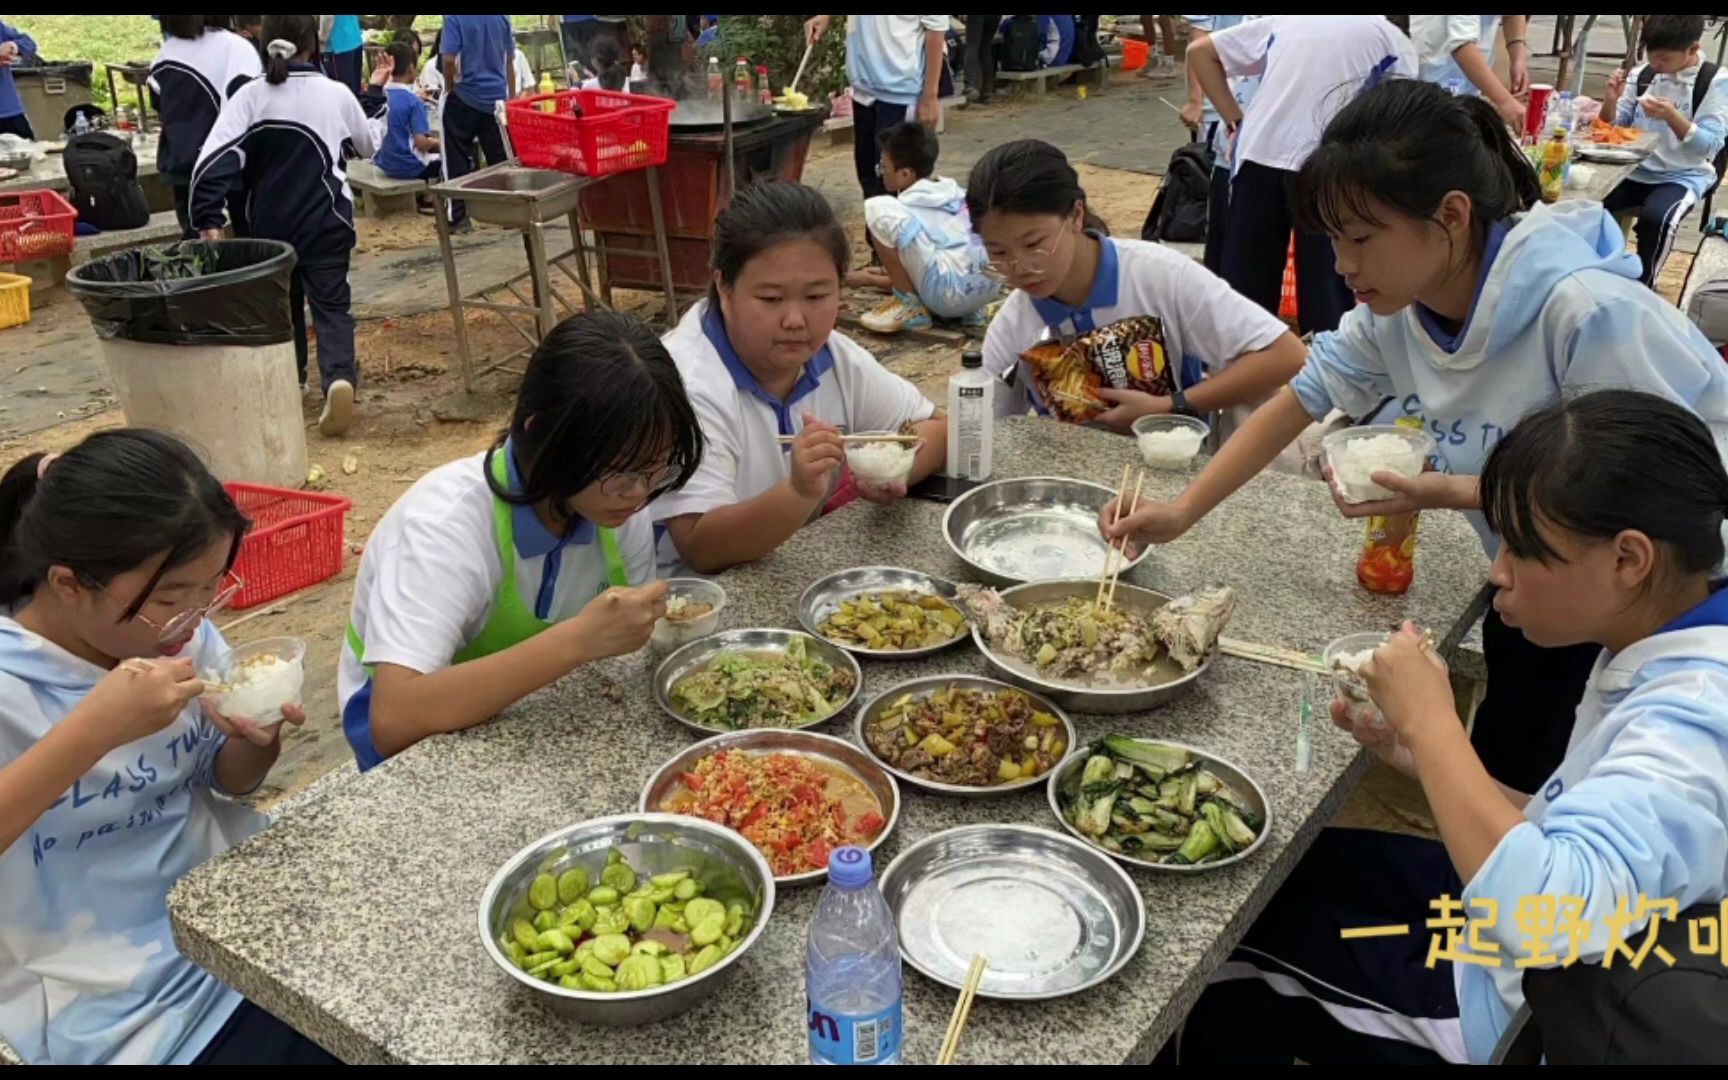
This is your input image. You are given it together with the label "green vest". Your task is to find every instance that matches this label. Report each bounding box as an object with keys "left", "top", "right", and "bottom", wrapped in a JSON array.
[{"left": 348, "top": 450, "right": 630, "bottom": 668}]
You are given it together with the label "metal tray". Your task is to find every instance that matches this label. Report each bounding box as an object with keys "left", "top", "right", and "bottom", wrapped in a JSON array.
[
  {"left": 969, "top": 580, "right": 1215, "bottom": 715},
  {"left": 639, "top": 727, "right": 901, "bottom": 886},
  {"left": 942, "top": 476, "right": 1152, "bottom": 587},
  {"left": 797, "top": 566, "right": 969, "bottom": 660},
  {"left": 1046, "top": 740, "right": 1272, "bottom": 873},
  {"left": 878, "top": 825, "right": 1146, "bottom": 1000},
  {"left": 854, "top": 675, "right": 1077, "bottom": 798},
  {"left": 653, "top": 628, "right": 862, "bottom": 736}
]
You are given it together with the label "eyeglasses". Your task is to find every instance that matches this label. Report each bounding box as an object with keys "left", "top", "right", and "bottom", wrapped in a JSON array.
[
  {"left": 984, "top": 226, "right": 1072, "bottom": 279},
  {"left": 94, "top": 573, "right": 245, "bottom": 644},
  {"left": 599, "top": 466, "right": 676, "bottom": 500}
]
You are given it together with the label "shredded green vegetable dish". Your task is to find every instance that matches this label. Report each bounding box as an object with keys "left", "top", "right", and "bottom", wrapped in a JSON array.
[{"left": 672, "top": 638, "right": 856, "bottom": 730}]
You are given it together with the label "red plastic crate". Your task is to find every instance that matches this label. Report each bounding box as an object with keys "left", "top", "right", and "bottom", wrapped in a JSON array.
[
  {"left": 224, "top": 483, "right": 353, "bottom": 610},
  {"left": 507, "top": 89, "right": 674, "bottom": 177},
  {"left": 0, "top": 189, "right": 76, "bottom": 263}
]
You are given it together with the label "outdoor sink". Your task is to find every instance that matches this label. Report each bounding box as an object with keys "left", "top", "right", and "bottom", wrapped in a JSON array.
[
  {"left": 434, "top": 162, "right": 587, "bottom": 227},
  {"left": 455, "top": 168, "right": 569, "bottom": 194}
]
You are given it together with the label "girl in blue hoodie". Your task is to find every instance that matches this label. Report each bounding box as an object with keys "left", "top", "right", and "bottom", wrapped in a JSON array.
[
  {"left": 0, "top": 431, "right": 334, "bottom": 1065},
  {"left": 1103, "top": 78, "right": 1728, "bottom": 793},
  {"left": 1161, "top": 390, "right": 1728, "bottom": 1064}
]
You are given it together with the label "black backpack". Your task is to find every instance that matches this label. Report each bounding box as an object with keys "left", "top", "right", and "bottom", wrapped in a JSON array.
[
  {"left": 1636, "top": 61, "right": 1726, "bottom": 197},
  {"left": 63, "top": 132, "right": 151, "bottom": 231},
  {"left": 1001, "top": 16, "right": 1042, "bottom": 72},
  {"left": 1497, "top": 901, "right": 1728, "bottom": 1064},
  {"left": 1142, "top": 140, "right": 1214, "bottom": 244}
]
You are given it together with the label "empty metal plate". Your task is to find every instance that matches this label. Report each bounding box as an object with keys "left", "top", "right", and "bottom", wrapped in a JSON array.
[
  {"left": 942, "top": 477, "right": 1152, "bottom": 587},
  {"left": 878, "top": 825, "right": 1146, "bottom": 1000}
]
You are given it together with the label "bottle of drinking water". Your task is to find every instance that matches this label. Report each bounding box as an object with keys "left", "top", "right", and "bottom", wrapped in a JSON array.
[
  {"left": 806, "top": 847, "right": 904, "bottom": 1065},
  {"left": 1556, "top": 90, "right": 1577, "bottom": 134}
]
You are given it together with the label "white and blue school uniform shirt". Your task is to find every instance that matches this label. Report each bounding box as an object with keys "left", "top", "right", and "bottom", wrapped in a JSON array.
[
  {"left": 1294, "top": 199, "right": 1728, "bottom": 556},
  {"left": 0, "top": 616, "right": 266, "bottom": 1065},
  {"left": 339, "top": 443, "right": 656, "bottom": 770},
  {"left": 1211, "top": 15, "right": 1415, "bottom": 175},
  {"left": 1183, "top": 15, "right": 1261, "bottom": 167},
  {"left": 1411, "top": 15, "right": 1503, "bottom": 95},
  {"left": 653, "top": 300, "right": 937, "bottom": 573},
  {"left": 1457, "top": 586, "right": 1728, "bottom": 1061},
  {"left": 147, "top": 27, "right": 262, "bottom": 184},
  {"left": 189, "top": 62, "right": 377, "bottom": 265},
  {"left": 980, "top": 235, "right": 1288, "bottom": 415},
  {"left": 376, "top": 83, "right": 434, "bottom": 179},
  {"left": 846, "top": 15, "right": 948, "bottom": 107},
  {"left": 1614, "top": 60, "right": 1728, "bottom": 199}
]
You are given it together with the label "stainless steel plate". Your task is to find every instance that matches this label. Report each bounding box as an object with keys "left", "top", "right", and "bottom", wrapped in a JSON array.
[
  {"left": 878, "top": 825, "right": 1146, "bottom": 1000},
  {"left": 652, "top": 628, "right": 863, "bottom": 736},
  {"left": 797, "top": 566, "right": 969, "bottom": 660},
  {"left": 970, "top": 580, "right": 1215, "bottom": 715},
  {"left": 942, "top": 477, "right": 1152, "bottom": 587},
  {"left": 1046, "top": 740, "right": 1272, "bottom": 873},
  {"left": 639, "top": 728, "right": 901, "bottom": 886},
  {"left": 853, "top": 675, "right": 1077, "bottom": 798}
]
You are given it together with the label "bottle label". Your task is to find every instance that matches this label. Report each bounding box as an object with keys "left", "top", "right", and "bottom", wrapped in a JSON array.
[
  {"left": 808, "top": 999, "right": 903, "bottom": 1064},
  {"left": 958, "top": 386, "right": 985, "bottom": 399}
]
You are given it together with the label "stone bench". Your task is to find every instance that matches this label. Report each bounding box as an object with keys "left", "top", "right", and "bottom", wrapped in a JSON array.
[
  {"left": 347, "top": 160, "right": 429, "bottom": 219},
  {"left": 995, "top": 59, "right": 1110, "bottom": 95}
]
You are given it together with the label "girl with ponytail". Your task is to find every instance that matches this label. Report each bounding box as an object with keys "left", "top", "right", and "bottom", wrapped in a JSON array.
[{"left": 1103, "top": 78, "right": 1728, "bottom": 792}]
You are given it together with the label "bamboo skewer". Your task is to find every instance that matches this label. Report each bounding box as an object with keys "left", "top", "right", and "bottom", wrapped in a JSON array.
[
  {"left": 937, "top": 954, "right": 988, "bottom": 1065},
  {"left": 1096, "top": 463, "right": 1133, "bottom": 608}
]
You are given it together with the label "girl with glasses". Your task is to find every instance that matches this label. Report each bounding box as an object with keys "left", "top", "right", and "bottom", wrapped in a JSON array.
[
  {"left": 0, "top": 429, "right": 331, "bottom": 1064},
  {"left": 968, "top": 139, "right": 1307, "bottom": 438},
  {"left": 340, "top": 310, "right": 704, "bottom": 771}
]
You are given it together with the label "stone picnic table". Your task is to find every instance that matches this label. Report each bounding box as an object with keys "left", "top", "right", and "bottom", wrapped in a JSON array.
[{"left": 168, "top": 418, "right": 1489, "bottom": 1065}]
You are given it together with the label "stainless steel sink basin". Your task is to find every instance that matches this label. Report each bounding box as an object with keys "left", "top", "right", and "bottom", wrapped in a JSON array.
[
  {"left": 432, "top": 162, "right": 588, "bottom": 227},
  {"left": 456, "top": 168, "right": 570, "bottom": 194}
]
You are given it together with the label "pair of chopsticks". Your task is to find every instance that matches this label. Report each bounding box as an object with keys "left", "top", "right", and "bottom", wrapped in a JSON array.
[
  {"left": 1095, "top": 463, "right": 1145, "bottom": 613},
  {"left": 774, "top": 433, "right": 920, "bottom": 445},
  {"left": 937, "top": 954, "right": 987, "bottom": 1065}
]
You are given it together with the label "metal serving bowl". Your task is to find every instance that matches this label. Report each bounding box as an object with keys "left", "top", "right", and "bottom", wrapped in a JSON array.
[
  {"left": 652, "top": 628, "right": 863, "bottom": 736},
  {"left": 853, "top": 675, "right": 1077, "bottom": 798},
  {"left": 878, "top": 824, "right": 1147, "bottom": 1000},
  {"left": 1046, "top": 740, "right": 1272, "bottom": 873},
  {"left": 477, "top": 814, "right": 775, "bottom": 1025},
  {"left": 942, "top": 476, "right": 1152, "bottom": 587},
  {"left": 970, "top": 580, "right": 1215, "bottom": 715},
  {"left": 797, "top": 566, "right": 969, "bottom": 660},
  {"left": 638, "top": 728, "right": 901, "bottom": 886}
]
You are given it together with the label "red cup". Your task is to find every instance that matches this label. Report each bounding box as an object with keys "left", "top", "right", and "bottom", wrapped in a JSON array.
[{"left": 1526, "top": 83, "right": 1554, "bottom": 138}]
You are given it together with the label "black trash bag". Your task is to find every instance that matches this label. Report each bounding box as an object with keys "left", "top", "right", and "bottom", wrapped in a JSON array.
[{"left": 67, "top": 239, "right": 298, "bottom": 347}]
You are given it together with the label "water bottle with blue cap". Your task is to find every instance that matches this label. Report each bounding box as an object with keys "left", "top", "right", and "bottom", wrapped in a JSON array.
[{"left": 806, "top": 846, "right": 904, "bottom": 1065}]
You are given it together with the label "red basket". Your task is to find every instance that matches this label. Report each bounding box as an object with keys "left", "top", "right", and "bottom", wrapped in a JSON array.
[
  {"left": 0, "top": 189, "right": 77, "bottom": 263},
  {"left": 507, "top": 89, "right": 675, "bottom": 177},
  {"left": 224, "top": 483, "right": 353, "bottom": 611}
]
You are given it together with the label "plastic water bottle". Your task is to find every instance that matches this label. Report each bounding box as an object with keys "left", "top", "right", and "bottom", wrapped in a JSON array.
[
  {"left": 947, "top": 349, "right": 995, "bottom": 482},
  {"left": 1556, "top": 90, "right": 1577, "bottom": 134},
  {"left": 806, "top": 847, "right": 904, "bottom": 1065},
  {"left": 1444, "top": 77, "right": 1466, "bottom": 97}
]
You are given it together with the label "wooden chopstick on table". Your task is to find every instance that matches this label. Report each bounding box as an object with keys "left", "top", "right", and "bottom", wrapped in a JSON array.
[
  {"left": 774, "top": 433, "right": 921, "bottom": 445},
  {"left": 937, "top": 954, "right": 988, "bottom": 1065}
]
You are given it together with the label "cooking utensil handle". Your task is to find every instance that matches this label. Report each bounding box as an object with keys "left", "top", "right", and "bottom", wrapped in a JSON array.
[{"left": 790, "top": 40, "right": 815, "bottom": 95}]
